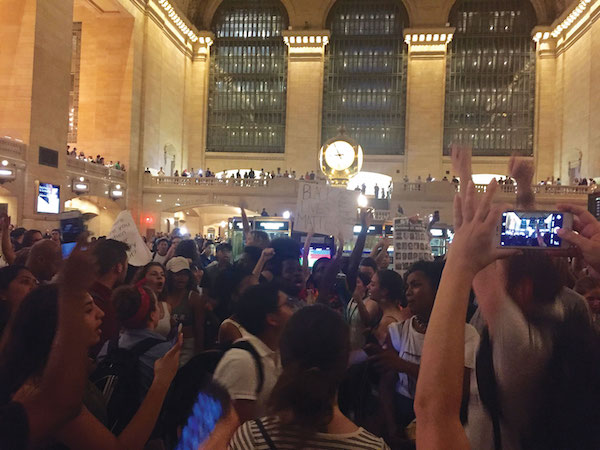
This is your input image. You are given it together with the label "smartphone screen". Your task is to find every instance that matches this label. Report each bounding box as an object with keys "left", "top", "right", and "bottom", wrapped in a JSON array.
[
  {"left": 61, "top": 242, "right": 77, "bottom": 259},
  {"left": 499, "top": 211, "right": 569, "bottom": 248}
]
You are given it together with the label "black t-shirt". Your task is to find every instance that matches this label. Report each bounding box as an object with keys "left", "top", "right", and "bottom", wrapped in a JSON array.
[{"left": 0, "top": 401, "right": 29, "bottom": 449}]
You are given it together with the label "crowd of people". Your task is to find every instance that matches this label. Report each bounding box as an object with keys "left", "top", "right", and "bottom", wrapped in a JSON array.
[
  {"left": 66, "top": 145, "right": 126, "bottom": 172},
  {"left": 158, "top": 167, "right": 317, "bottom": 182},
  {"left": 1, "top": 145, "right": 600, "bottom": 449}
]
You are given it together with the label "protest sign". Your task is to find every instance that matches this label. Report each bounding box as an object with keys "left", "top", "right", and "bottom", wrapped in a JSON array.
[
  {"left": 393, "top": 216, "right": 433, "bottom": 274},
  {"left": 294, "top": 182, "right": 358, "bottom": 241},
  {"left": 108, "top": 211, "right": 152, "bottom": 267}
]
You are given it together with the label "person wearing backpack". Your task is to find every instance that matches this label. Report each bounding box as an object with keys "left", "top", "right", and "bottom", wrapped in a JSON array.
[
  {"left": 213, "top": 282, "right": 294, "bottom": 424},
  {"left": 1, "top": 283, "right": 183, "bottom": 450},
  {"left": 97, "top": 284, "right": 175, "bottom": 399}
]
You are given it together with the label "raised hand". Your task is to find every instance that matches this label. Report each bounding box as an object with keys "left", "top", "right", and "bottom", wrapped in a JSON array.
[
  {"left": 450, "top": 144, "right": 473, "bottom": 191},
  {"left": 449, "top": 180, "right": 518, "bottom": 276},
  {"left": 153, "top": 332, "right": 183, "bottom": 388},
  {"left": 58, "top": 233, "right": 98, "bottom": 294},
  {"left": 260, "top": 247, "right": 275, "bottom": 262},
  {"left": 557, "top": 203, "right": 600, "bottom": 273}
]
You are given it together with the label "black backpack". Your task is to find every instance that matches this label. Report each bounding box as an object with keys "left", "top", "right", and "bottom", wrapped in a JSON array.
[
  {"left": 90, "top": 338, "right": 164, "bottom": 434},
  {"left": 157, "top": 340, "right": 264, "bottom": 446}
]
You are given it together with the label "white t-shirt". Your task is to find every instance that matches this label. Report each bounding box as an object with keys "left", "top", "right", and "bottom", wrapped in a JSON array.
[
  {"left": 213, "top": 334, "right": 281, "bottom": 417},
  {"left": 152, "top": 252, "right": 168, "bottom": 265},
  {"left": 388, "top": 316, "right": 480, "bottom": 399}
]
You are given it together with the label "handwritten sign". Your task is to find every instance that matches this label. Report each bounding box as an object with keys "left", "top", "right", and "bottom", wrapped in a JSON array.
[
  {"left": 294, "top": 182, "right": 358, "bottom": 240},
  {"left": 108, "top": 211, "right": 152, "bottom": 267}
]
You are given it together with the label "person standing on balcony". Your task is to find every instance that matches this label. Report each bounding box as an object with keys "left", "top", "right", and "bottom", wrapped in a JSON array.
[
  {"left": 426, "top": 174, "right": 432, "bottom": 182},
  {"left": 374, "top": 184, "right": 380, "bottom": 199},
  {"left": 158, "top": 167, "right": 165, "bottom": 175},
  {"left": 261, "top": 208, "right": 269, "bottom": 217},
  {"left": 361, "top": 183, "right": 366, "bottom": 194},
  {"left": 174, "top": 170, "right": 179, "bottom": 177}
]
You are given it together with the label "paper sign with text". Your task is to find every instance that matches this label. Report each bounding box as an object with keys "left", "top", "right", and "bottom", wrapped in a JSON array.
[
  {"left": 108, "top": 211, "right": 152, "bottom": 267},
  {"left": 294, "top": 182, "right": 358, "bottom": 241}
]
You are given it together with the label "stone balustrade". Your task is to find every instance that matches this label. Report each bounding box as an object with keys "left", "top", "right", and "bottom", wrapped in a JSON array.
[
  {"left": 66, "top": 157, "right": 126, "bottom": 181},
  {"left": 0, "top": 137, "right": 26, "bottom": 160}
]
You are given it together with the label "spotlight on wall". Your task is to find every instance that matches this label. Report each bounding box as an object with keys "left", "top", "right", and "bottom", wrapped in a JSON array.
[
  {"left": 110, "top": 184, "right": 125, "bottom": 199},
  {"left": 282, "top": 210, "right": 291, "bottom": 219},
  {"left": 0, "top": 161, "right": 15, "bottom": 183},
  {"left": 72, "top": 178, "right": 89, "bottom": 194}
]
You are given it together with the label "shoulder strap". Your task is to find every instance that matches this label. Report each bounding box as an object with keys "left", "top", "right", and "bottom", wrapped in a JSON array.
[
  {"left": 129, "top": 338, "right": 165, "bottom": 357},
  {"left": 231, "top": 340, "right": 265, "bottom": 394},
  {"left": 255, "top": 418, "right": 277, "bottom": 450},
  {"left": 476, "top": 327, "right": 503, "bottom": 450}
]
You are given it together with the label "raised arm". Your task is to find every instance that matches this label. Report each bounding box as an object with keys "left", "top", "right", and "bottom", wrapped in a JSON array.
[
  {"left": 301, "top": 231, "right": 314, "bottom": 276},
  {"left": 508, "top": 155, "right": 535, "bottom": 209},
  {"left": 240, "top": 202, "right": 251, "bottom": 240},
  {"left": 56, "top": 334, "right": 183, "bottom": 450},
  {"left": 316, "top": 235, "right": 344, "bottom": 305},
  {"left": 557, "top": 203, "right": 600, "bottom": 274},
  {"left": 253, "top": 247, "right": 275, "bottom": 280},
  {"left": 22, "top": 237, "right": 99, "bottom": 446},
  {"left": 346, "top": 209, "right": 372, "bottom": 292},
  {"left": 415, "top": 181, "right": 515, "bottom": 449},
  {"left": 0, "top": 214, "right": 15, "bottom": 265}
]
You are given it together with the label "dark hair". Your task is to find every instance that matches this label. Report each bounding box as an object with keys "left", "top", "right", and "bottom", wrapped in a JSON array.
[
  {"left": 248, "top": 230, "right": 270, "bottom": 248},
  {"left": 376, "top": 269, "right": 406, "bottom": 305},
  {"left": 237, "top": 246, "right": 263, "bottom": 272},
  {"left": 0, "top": 285, "right": 59, "bottom": 402},
  {"left": 359, "top": 257, "right": 378, "bottom": 274},
  {"left": 235, "top": 282, "right": 280, "bottom": 336},
  {"left": 155, "top": 237, "right": 169, "bottom": 248},
  {"left": 216, "top": 242, "right": 232, "bottom": 253},
  {"left": 113, "top": 285, "right": 157, "bottom": 329},
  {"left": 22, "top": 229, "right": 42, "bottom": 248},
  {"left": 51, "top": 228, "right": 60, "bottom": 233},
  {"left": 268, "top": 305, "right": 350, "bottom": 432},
  {"left": 356, "top": 271, "right": 371, "bottom": 289},
  {"left": 265, "top": 238, "right": 300, "bottom": 277},
  {"left": 406, "top": 260, "right": 446, "bottom": 295},
  {"left": 133, "top": 262, "right": 165, "bottom": 285},
  {"left": 93, "top": 239, "right": 130, "bottom": 275},
  {"left": 0, "top": 265, "right": 28, "bottom": 293},
  {"left": 10, "top": 227, "right": 26, "bottom": 240},
  {"left": 506, "top": 253, "right": 563, "bottom": 308},
  {"left": 175, "top": 239, "right": 199, "bottom": 263}
]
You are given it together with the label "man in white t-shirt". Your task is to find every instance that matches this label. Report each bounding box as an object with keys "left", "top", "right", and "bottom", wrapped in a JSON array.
[
  {"left": 151, "top": 238, "right": 169, "bottom": 265},
  {"left": 213, "top": 282, "right": 293, "bottom": 423}
]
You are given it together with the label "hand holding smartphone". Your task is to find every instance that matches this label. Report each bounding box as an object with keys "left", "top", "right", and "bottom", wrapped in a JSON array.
[{"left": 497, "top": 210, "right": 573, "bottom": 250}]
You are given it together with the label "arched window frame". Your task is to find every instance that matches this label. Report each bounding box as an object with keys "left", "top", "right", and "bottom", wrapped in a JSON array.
[
  {"left": 206, "top": 0, "right": 289, "bottom": 154},
  {"left": 443, "top": 0, "right": 537, "bottom": 156},
  {"left": 322, "top": 0, "right": 409, "bottom": 156}
]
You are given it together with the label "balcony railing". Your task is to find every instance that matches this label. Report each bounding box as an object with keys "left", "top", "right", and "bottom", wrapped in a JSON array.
[
  {"left": 147, "top": 175, "right": 271, "bottom": 188},
  {"left": 0, "top": 137, "right": 26, "bottom": 160},
  {"left": 66, "top": 157, "right": 126, "bottom": 181},
  {"left": 474, "top": 183, "right": 595, "bottom": 195}
]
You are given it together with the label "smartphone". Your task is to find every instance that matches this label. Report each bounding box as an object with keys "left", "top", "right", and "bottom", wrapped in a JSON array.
[{"left": 498, "top": 211, "right": 573, "bottom": 249}]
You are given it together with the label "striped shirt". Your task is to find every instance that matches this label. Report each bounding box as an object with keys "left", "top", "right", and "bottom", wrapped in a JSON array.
[{"left": 229, "top": 416, "right": 391, "bottom": 450}]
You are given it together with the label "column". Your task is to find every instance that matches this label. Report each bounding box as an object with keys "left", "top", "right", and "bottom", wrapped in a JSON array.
[
  {"left": 185, "top": 33, "right": 213, "bottom": 172},
  {"left": 282, "top": 30, "right": 330, "bottom": 175},
  {"left": 0, "top": 0, "right": 73, "bottom": 227},
  {"left": 533, "top": 28, "right": 558, "bottom": 181},
  {"left": 403, "top": 28, "right": 454, "bottom": 180}
]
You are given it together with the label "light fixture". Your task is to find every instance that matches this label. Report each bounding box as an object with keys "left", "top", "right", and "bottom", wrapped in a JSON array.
[
  {"left": 1, "top": 160, "right": 8, "bottom": 167},
  {"left": 180, "top": 226, "right": 189, "bottom": 235},
  {"left": 357, "top": 194, "right": 368, "bottom": 208},
  {"left": 110, "top": 184, "right": 124, "bottom": 199},
  {"left": 0, "top": 163, "right": 15, "bottom": 183},
  {"left": 282, "top": 210, "right": 291, "bottom": 219},
  {"left": 72, "top": 178, "right": 89, "bottom": 193},
  {"left": 156, "top": 0, "right": 201, "bottom": 43},
  {"left": 220, "top": 221, "right": 227, "bottom": 228}
]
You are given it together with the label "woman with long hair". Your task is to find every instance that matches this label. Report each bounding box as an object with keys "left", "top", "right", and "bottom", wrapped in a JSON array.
[
  {"left": 134, "top": 262, "right": 171, "bottom": 338},
  {"left": 229, "top": 304, "right": 390, "bottom": 449}
]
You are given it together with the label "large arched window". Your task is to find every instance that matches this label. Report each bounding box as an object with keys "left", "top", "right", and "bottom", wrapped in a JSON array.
[
  {"left": 444, "top": 0, "right": 537, "bottom": 156},
  {"left": 207, "top": 0, "right": 288, "bottom": 153},
  {"left": 322, "top": 0, "right": 409, "bottom": 155}
]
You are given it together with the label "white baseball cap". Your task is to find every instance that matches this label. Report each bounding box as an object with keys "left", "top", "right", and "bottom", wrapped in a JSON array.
[{"left": 166, "top": 256, "right": 190, "bottom": 273}]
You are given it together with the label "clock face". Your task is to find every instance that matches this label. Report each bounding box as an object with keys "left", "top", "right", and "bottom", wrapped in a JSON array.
[{"left": 324, "top": 141, "right": 356, "bottom": 171}]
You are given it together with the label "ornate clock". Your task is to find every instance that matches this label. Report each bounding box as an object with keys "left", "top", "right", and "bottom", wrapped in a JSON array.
[{"left": 319, "top": 137, "right": 363, "bottom": 186}]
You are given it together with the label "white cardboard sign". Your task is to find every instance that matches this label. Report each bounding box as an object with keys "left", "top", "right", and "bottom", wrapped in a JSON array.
[
  {"left": 294, "top": 182, "right": 358, "bottom": 241},
  {"left": 108, "top": 211, "right": 152, "bottom": 267}
]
